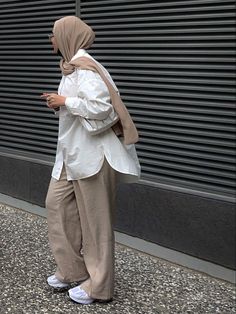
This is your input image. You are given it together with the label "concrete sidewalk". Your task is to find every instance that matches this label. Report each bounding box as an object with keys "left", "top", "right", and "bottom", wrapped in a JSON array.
[{"left": 0, "top": 204, "right": 235, "bottom": 314}]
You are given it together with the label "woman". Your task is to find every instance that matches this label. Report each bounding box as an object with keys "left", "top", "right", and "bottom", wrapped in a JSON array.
[{"left": 43, "top": 16, "right": 140, "bottom": 305}]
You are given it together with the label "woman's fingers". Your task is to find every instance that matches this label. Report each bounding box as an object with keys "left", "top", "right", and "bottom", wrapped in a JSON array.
[{"left": 41, "top": 93, "right": 65, "bottom": 107}]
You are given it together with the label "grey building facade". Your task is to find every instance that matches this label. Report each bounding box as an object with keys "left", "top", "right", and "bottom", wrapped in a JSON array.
[{"left": 0, "top": 0, "right": 235, "bottom": 271}]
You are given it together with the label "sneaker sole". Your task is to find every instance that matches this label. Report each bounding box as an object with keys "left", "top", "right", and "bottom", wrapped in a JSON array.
[
  {"left": 69, "top": 295, "right": 113, "bottom": 305},
  {"left": 69, "top": 294, "right": 94, "bottom": 305}
]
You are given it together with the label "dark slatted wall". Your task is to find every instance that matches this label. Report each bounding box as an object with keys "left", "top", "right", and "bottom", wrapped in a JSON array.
[
  {"left": 0, "top": 0, "right": 235, "bottom": 198},
  {"left": 0, "top": 0, "right": 75, "bottom": 161},
  {"left": 81, "top": 0, "right": 236, "bottom": 198}
]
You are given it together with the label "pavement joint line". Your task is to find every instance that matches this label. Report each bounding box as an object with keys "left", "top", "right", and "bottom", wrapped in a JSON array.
[
  {"left": 0, "top": 192, "right": 235, "bottom": 284},
  {"left": 2, "top": 202, "right": 235, "bottom": 314}
]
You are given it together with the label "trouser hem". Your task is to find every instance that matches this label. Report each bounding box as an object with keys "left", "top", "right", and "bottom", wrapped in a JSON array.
[{"left": 55, "top": 272, "right": 89, "bottom": 284}]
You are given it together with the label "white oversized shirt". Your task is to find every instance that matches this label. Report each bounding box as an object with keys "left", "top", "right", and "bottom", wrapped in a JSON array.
[{"left": 52, "top": 49, "right": 141, "bottom": 182}]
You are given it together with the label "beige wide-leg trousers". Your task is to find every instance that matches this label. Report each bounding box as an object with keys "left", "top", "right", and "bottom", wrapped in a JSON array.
[{"left": 45, "top": 159, "right": 117, "bottom": 300}]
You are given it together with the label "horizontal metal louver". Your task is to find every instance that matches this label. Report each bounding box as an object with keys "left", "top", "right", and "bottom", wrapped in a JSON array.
[
  {"left": 0, "top": 0, "right": 75, "bottom": 161},
  {"left": 81, "top": 0, "right": 236, "bottom": 198},
  {"left": 0, "top": 0, "right": 235, "bottom": 199}
]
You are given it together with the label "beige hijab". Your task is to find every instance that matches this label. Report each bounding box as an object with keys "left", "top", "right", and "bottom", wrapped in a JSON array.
[
  {"left": 53, "top": 16, "right": 95, "bottom": 75},
  {"left": 53, "top": 16, "right": 139, "bottom": 145}
]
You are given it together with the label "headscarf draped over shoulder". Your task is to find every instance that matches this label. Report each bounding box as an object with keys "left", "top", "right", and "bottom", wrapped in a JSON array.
[{"left": 53, "top": 16, "right": 139, "bottom": 144}]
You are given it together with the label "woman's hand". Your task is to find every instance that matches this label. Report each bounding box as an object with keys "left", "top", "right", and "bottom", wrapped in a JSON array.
[{"left": 41, "top": 93, "right": 66, "bottom": 109}]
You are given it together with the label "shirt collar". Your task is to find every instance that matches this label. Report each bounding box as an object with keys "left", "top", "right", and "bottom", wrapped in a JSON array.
[{"left": 70, "top": 49, "right": 86, "bottom": 62}]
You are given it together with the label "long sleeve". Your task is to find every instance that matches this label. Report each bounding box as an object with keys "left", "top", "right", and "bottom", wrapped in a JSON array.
[
  {"left": 65, "top": 70, "right": 114, "bottom": 120},
  {"left": 52, "top": 49, "right": 141, "bottom": 182}
]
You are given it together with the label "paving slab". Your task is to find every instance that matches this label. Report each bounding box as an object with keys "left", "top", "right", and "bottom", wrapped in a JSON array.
[{"left": 0, "top": 204, "right": 235, "bottom": 314}]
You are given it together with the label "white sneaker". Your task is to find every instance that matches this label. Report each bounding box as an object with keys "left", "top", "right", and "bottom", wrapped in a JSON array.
[
  {"left": 68, "top": 285, "right": 95, "bottom": 305},
  {"left": 47, "top": 274, "right": 69, "bottom": 289}
]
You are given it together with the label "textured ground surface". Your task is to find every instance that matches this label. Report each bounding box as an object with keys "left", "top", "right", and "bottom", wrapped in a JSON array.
[{"left": 0, "top": 204, "right": 235, "bottom": 314}]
